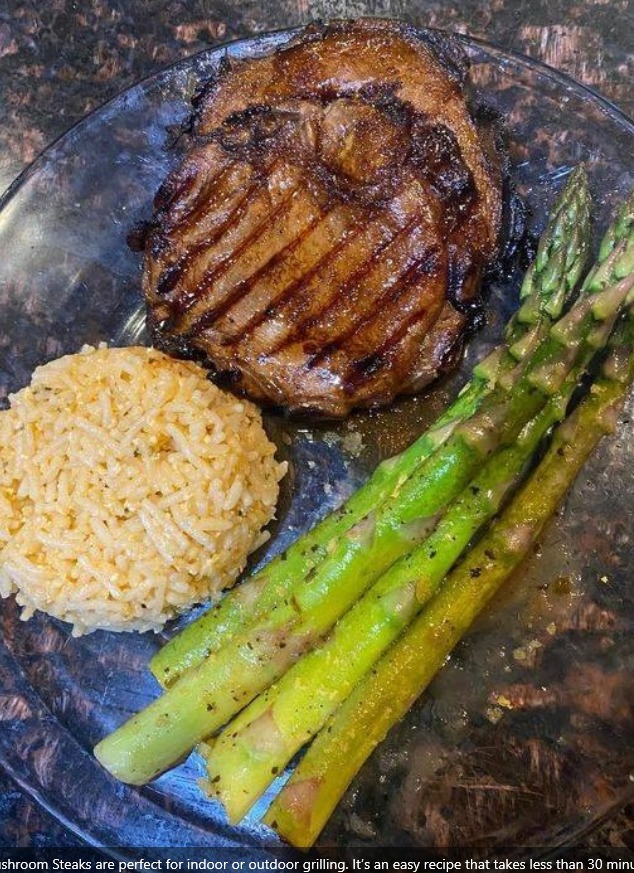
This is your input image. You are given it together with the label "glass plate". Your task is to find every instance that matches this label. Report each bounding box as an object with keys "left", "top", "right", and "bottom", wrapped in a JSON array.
[{"left": 1, "top": 28, "right": 633, "bottom": 853}]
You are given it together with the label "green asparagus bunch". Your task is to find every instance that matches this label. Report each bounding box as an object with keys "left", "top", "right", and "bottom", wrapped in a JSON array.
[
  {"left": 150, "top": 168, "right": 591, "bottom": 689},
  {"left": 94, "top": 177, "right": 634, "bottom": 788},
  {"left": 266, "top": 309, "right": 634, "bottom": 847}
]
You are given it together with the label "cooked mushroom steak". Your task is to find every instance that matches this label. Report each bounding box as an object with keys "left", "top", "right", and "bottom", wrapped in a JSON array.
[{"left": 142, "top": 19, "right": 505, "bottom": 416}]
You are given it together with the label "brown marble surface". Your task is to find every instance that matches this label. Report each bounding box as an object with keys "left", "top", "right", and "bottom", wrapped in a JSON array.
[
  {"left": 0, "top": 0, "right": 633, "bottom": 851},
  {"left": 1, "top": 0, "right": 632, "bottom": 198}
]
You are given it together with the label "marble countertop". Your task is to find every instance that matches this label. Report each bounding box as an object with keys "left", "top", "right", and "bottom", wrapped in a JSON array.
[
  {"left": 0, "top": 0, "right": 633, "bottom": 851},
  {"left": 2, "top": 0, "right": 632, "bottom": 198}
]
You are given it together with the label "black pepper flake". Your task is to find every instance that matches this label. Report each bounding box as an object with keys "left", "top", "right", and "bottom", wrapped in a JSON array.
[
  {"left": 470, "top": 567, "right": 482, "bottom": 578},
  {"left": 211, "top": 775, "right": 220, "bottom": 783},
  {"left": 206, "top": 703, "right": 215, "bottom": 712},
  {"left": 429, "top": 549, "right": 437, "bottom": 559},
  {"left": 271, "top": 766, "right": 279, "bottom": 775},
  {"left": 484, "top": 549, "right": 496, "bottom": 560},
  {"left": 470, "top": 485, "right": 480, "bottom": 495},
  {"left": 557, "top": 446, "right": 565, "bottom": 456}
]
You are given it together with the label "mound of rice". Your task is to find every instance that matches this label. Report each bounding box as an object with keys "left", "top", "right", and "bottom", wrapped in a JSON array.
[{"left": 0, "top": 345, "right": 286, "bottom": 635}]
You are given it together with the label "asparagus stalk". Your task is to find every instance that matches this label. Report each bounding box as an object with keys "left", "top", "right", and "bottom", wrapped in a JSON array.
[
  {"left": 150, "top": 170, "right": 591, "bottom": 688},
  {"left": 204, "top": 351, "right": 594, "bottom": 822},
  {"left": 265, "top": 313, "right": 634, "bottom": 847},
  {"left": 94, "top": 209, "right": 633, "bottom": 787}
]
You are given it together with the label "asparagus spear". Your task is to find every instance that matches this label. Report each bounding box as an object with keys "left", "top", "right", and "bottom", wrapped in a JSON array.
[
  {"left": 94, "top": 208, "right": 633, "bottom": 787},
  {"left": 150, "top": 170, "right": 591, "bottom": 688},
  {"left": 265, "top": 313, "right": 634, "bottom": 847},
  {"left": 204, "top": 349, "right": 596, "bottom": 823}
]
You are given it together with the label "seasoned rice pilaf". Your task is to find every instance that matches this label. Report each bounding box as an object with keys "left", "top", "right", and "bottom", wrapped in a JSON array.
[{"left": 0, "top": 345, "right": 286, "bottom": 635}]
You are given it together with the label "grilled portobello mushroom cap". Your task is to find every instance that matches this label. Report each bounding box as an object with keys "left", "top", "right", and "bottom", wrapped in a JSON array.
[{"left": 142, "top": 19, "right": 505, "bottom": 416}]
